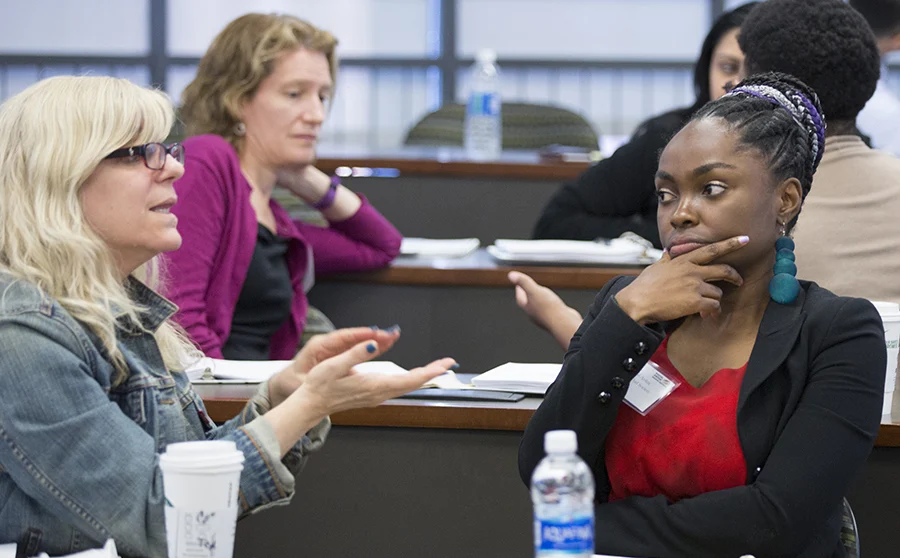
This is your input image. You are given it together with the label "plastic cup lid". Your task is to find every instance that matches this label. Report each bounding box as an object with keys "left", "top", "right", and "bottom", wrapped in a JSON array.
[
  {"left": 871, "top": 300, "right": 900, "bottom": 318},
  {"left": 164, "top": 440, "right": 239, "bottom": 457}
]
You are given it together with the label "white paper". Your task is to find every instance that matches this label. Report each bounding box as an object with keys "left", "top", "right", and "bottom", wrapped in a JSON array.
[
  {"left": 487, "top": 236, "right": 660, "bottom": 265},
  {"left": 494, "top": 238, "right": 645, "bottom": 257},
  {"left": 400, "top": 237, "right": 480, "bottom": 258},
  {"left": 353, "top": 362, "right": 468, "bottom": 390},
  {"left": 471, "top": 362, "right": 562, "bottom": 394},
  {"left": 185, "top": 357, "right": 293, "bottom": 383},
  {"left": 0, "top": 544, "right": 16, "bottom": 558}
]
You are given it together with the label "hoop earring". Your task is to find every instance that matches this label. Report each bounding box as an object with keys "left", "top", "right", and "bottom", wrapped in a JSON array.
[
  {"left": 769, "top": 221, "right": 799, "bottom": 304},
  {"left": 233, "top": 122, "right": 246, "bottom": 136}
]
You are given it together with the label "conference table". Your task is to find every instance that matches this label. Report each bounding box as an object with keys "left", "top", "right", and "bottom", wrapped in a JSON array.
[{"left": 196, "top": 381, "right": 900, "bottom": 558}]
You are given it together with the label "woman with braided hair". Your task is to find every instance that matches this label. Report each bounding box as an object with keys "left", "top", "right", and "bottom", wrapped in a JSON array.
[{"left": 519, "top": 72, "right": 886, "bottom": 558}]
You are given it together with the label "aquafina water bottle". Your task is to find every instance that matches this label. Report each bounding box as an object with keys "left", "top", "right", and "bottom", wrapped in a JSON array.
[
  {"left": 531, "top": 430, "right": 595, "bottom": 557},
  {"left": 464, "top": 48, "right": 502, "bottom": 161}
]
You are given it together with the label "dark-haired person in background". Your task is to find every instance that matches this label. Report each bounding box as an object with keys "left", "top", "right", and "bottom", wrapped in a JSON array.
[
  {"left": 851, "top": 0, "right": 900, "bottom": 156},
  {"left": 739, "top": 0, "right": 900, "bottom": 304},
  {"left": 520, "top": 72, "right": 885, "bottom": 558},
  {"left": 532, "top": 3, "right": 758, "bottom": 247}
]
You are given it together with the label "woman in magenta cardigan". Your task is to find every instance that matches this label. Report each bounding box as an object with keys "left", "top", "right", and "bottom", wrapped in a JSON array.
[{"left": 167, "top": 14, "right": 402, "bottom": 360}]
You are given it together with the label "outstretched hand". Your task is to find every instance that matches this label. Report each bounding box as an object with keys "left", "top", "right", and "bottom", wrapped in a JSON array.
[
  {"left": 508, "top": 271, "right": 582, "bottom": 350},
  {"left": 298, "top": 338, "right": 456, "bottom": 417},
  {"left": 269, "top": 326, "right": 400, "bottom": 408}
]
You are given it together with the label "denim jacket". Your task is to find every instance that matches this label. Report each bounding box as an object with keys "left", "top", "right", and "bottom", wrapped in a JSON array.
[{"left": 0, "top": 273, "right": 330, "bottom": 557}]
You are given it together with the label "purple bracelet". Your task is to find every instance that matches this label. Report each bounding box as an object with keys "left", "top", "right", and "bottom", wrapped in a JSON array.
[{"left": 311, "top": 175, "right": 340, "bottom": 210}]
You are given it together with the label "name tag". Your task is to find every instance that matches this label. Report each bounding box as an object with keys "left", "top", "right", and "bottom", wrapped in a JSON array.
[{"left": 623, "top": 360, "right": 680, "bottom": 416}]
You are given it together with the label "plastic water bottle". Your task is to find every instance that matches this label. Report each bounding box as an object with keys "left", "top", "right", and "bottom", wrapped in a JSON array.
[
  {"left": 464, "top": 48, "right": 502, "bottom": 161},
  {"left": 531, "top": 430, "right": 595, "bottom": 557}
]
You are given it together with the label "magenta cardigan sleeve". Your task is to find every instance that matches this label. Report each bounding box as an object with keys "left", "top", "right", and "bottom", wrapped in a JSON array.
[
  {"left": 297, "top": 195, "right": 402, "bottom": 275},
  {"left": 165, "top": 156, "right": 231, "bottom": 358}
]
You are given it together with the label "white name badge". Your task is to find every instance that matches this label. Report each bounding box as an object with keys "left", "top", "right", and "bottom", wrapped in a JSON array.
[{"left": 623, "top": 360, "right": 681, "bottom": 416}]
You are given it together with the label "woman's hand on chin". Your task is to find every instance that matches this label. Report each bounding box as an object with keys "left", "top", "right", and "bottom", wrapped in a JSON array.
[{"left": 614, "top": 235, "right": 748, "bottom": 325}]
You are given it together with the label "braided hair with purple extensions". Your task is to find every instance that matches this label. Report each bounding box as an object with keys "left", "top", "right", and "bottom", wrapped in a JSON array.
[{"left": 691, "top": 72, "right": 826, "bottom": 232}]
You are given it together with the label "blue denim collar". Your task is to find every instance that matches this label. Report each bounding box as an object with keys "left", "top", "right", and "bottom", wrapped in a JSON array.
[{"left": 117, "top": 277, "right": 177, "bottom": 333}]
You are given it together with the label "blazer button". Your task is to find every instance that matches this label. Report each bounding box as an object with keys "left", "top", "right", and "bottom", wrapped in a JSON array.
[
  {"left": 622, "top": 357, "right": 637, "bottom": 372},
  {"left": 611, "top": 376, "right": 626, "bottom": 390},
  {"left": 597, "top": 391, "right": 612, "bottom": 404},
  {"left": 634, "top": 341, "right": 648, "bottom": 355}
]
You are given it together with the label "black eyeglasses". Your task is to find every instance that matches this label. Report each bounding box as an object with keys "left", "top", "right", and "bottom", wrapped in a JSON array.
[{"left": 105, "top": 142, "right": 185, "bottom": 170}]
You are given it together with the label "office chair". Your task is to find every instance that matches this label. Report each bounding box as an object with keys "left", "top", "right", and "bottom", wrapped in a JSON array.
[{"left": 404, "top": 102, "right": 599, "bottom": 150}]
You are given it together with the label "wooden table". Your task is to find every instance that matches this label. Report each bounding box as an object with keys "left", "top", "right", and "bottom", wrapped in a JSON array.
[
  {"left": 316, "top": 146, "right": 591, "bottom": 181},
  {"left": 197, "top": 384, "right": 900, "bottom": 447},
  {"left": 310, "top": 251, "right": 642, "bottom": 374},
  {"left": 197, "top": 384, "right": 900, "bottom": 558},
  {"left": 296, "top": 148, "right": 593, "bottom": 246},
  {"left": 324, "top": 248, "right": 639, "bottom": 290}
]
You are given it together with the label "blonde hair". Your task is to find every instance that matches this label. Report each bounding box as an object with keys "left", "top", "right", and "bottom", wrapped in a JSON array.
[
  {"left": 0, "top": 75, "right": 197, "bottom": 380},
  {"left": 181, "top": 13, "right": 339, "bottom": 149}
]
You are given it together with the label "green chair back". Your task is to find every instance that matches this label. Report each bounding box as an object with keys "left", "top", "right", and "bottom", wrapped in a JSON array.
[{"left": 404, "top": 102, "right": 599, "bottom": 150}]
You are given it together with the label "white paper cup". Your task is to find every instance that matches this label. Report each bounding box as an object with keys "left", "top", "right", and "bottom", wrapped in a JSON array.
[
  {"left": 872, "top": 301, "right": 900, "bottom": 416},
  {"left": 159, "top": 441, "right": 245, "bottom": 558}
]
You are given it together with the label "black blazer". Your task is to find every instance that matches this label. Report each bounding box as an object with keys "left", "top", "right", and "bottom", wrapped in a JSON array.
[{"left": 519, "top": 277, "right": 886, "bottom": 558}]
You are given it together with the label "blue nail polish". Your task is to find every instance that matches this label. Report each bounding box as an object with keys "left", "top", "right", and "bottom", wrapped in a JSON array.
[
  {"left": 366, "top": 343, "right": 377, "bottom": 354},
  {"left": 369, "top": 325, "right": 379, "bottom": 331},
  {"left": 387, "top": 324, "right": 401, "bottom": 333},
  {"left": 449, "top": 363, "right": 460, "bottom": 371}
]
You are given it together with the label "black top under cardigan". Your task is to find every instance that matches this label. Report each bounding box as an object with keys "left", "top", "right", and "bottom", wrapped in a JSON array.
[
  {"left": 222, "top": 224, "right": 293, "bottom": 360},
  {"left": 519, "top": 277, "right": 886, "bottom": 558},
  {"left": 532, "top": 108, "right": 693, "bottom": 248}
]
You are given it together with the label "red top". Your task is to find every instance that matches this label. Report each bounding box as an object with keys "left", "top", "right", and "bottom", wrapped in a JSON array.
[{"left": 605, "top": 336, "right": 748, "bottom": 502}]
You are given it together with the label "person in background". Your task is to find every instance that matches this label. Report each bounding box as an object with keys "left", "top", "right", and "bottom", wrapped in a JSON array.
[
  {"left": 168, "top": 13, "right": 403, "bottom": 361},
  {"left": 739, "top": 0, "right": 900, "bottom": 305},
  {"left": 852, "top": 0, "right": 900, "bottom": 156},
  {"left": 520, "top": 72, "right": 885, "bottom": 557},
  {"left": 513, "top": 0, "right": 900, "bottom": 352},
  {"left": 0, "top": 75, "right": 454, "bottom": 558},
  {"left": 532, "top": 3, "right": 758, "bottom": 248}
]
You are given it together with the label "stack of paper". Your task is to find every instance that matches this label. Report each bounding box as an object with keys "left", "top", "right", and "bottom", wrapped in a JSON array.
[
  {"left": 400, "top": 237, "right": 480, "bottom": 258},
  {"left": 186, "top": 358, "right": 465, "bottom": 389},
  {"left": 487, "top": 237, "right": 657, "bottom": 265},
  {"left": 471, "top": 362, "right": 563, "bottom": 394}
]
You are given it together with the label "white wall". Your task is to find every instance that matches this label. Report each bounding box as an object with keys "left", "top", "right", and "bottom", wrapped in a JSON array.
[
  {"left": 458, "top": 0, "right": 708, "bottom": 60},
  {"left": 0, "top": 0, "right": 148, "bottom": 54},
  {"left": 16, "top": 0, "right": 880, "bottom": 148},
  {"left": 168, "top": 0, "right": 436, "bottom": 58}
]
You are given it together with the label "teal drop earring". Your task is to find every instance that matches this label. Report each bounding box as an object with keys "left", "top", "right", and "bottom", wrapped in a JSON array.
[{"left": 769, "top": 221, "right": 799, "bottom": 304}]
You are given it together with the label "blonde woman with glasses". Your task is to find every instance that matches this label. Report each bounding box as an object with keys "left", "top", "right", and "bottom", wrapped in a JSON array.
[{"left": 0, "top": 75, "right": 453, "bottom": 558}]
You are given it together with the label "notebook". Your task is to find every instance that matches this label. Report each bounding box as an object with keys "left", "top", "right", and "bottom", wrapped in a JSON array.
[{"left": 471, "top": 362, "right": 563, "bottom": 395}]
